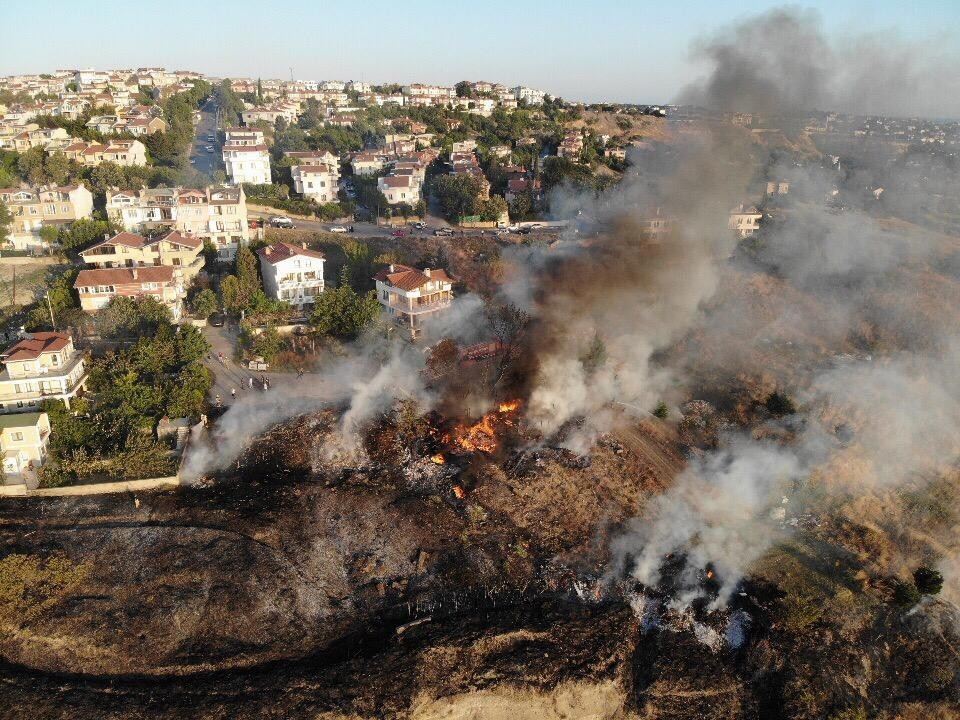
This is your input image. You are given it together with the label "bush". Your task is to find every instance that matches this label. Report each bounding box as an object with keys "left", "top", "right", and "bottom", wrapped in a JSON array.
[
  {"left": 36, "top": 463, "right": 71, "bottom": 488},
  {"left": 653, "top": 401, "right": 669, "bottom": 419},
  {"left": 893, "top": 580, "right": 922, "bottom": 608},
  {"left": 0, "top": 554, "right": 89, "bottom": 626},
  {"left": 914, "top": 566, "right": 944, "bottom": 595}
]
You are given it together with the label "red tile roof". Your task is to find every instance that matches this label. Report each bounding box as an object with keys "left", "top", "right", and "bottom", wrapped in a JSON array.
[
  {"left": 75, "top": 266, "right": 174, "bottom": 288},
  {"left": 373, "top": 264, "right": 452, "bottom": 292},
  {"left": 257, "top": 242, "right": 326, "bottom": 265},
  {"left": 1, "top": 332, "right": 71, "bottom": 362},
  {"left": 81, "top": 231, "right": 147, "bottom": 254}
]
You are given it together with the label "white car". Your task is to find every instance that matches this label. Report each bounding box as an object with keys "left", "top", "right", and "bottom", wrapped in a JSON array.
[
  {"left": 205, "top": 145, "right": 215, "bottom": 153},
  {"left": 329, "top": 226, "right": 349, "bottom": 233}
]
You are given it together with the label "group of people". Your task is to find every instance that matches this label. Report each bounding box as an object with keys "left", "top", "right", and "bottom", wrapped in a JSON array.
[{"left": 214, "top": 376, "right": 271, "bottom": 408}]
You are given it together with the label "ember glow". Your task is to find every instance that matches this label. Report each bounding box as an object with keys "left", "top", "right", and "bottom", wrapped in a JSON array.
[
  {"left": 445, "top": 400, "right": 523, "bottom": 454},
  {"left": 430, "top": 453, "right": 446, "bottom": 465}
]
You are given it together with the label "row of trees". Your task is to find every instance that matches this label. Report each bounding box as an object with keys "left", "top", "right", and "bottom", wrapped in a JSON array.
[{"left": 431, "top": 174, "right": 508, "bottom": 222}]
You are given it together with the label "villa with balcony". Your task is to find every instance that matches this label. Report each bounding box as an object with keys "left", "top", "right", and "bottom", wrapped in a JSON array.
[
  {"left": 0, "top": 332, "right": 88, "bottom": 414},
  {"left": 79, "top": 230, "right": 204, "bottom": 282},
  {"left": 257, "top": 242, "right": 325, "bottom": 309},
  {"left": 0, "top": 412, "right": 51, "bottom": 489},
  {"left": 373, "top": 264, "right": 453, "bottom": 340}
]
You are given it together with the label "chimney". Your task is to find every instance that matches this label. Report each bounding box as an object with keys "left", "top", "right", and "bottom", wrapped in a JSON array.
[
  {"left": 302, "top": 242, "right": 307, "bottom": 250},
  {"left": 423, "top": 267, "right": 431, "bottom": 277},
  {"left": 389, "top": 264, "right": 395, "bottom": 272},
  {"left": 104, "top": 233, "right": 110, "bottom": 241},
  {"left": 132, "top": 268, "right": 138, "bottom": 279}
]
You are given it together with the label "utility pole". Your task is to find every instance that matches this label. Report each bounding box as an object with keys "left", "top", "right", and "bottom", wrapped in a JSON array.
[
  {"left": 46, "top": 291, "right": 56, "bottom": 331},
  {"left": 10, "top": 266, "right": 15, "bottom": 308}
]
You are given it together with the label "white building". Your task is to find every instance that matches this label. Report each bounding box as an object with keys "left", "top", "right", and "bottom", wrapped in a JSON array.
[
  {"left": 0, "top": 332, "right": 88, "bottom": 413},
  {"left": 513, "top": 86, "right": 547, "bottom": 105},
  {"left": 291, "top": 164, "right": 339, "bottom": 203},
  {"left": 728, "top": 204, "right": 763, "bottom": 238},
  {"left": 378, "top": 174, "right": 420, "bottom": 205},
  {"left": 256, "top": 242, "right": 325, "bottom": 309},
  {"left": 105, "top": 186, "right": 249, "bottom": 261},
  {"left": 222, "top": 128, "right": 271, "bottom": 186},
  {"left": 373, "top": 264, "right": 453, "bottom": 340},
  {"left": 0, "top": 412, "right": 51, "bottom": 488}
]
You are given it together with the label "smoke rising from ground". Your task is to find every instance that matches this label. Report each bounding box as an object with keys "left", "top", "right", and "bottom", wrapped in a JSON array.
[{"left": 679, "top": 7, "right": 960, "bottom": 119}]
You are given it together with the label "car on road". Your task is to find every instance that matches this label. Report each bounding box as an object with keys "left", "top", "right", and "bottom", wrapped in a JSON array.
[
  {"left": 517, "top": 227, "right": 532, "bottom": 235},
  {"left": 433, "top": 227, "right": 454, "bottom": 237},
  {"left": 391, "top": 229, "right": 409, "bottom": 238},
  {"left": 269, "top": 216, "right": 296, "bottom": 229},
  {"left": 208, "top": 313, "right": 226, "bottom": 327},
  {"left": 507, "top": 224, "right": 520, "bottom": 232},
  {"left": 205, "top": 145, "right": 215, "bottom": 153},
  {"left": 494, "top": 228, "right": 510, "bottom": 237},
  {"left": 329, "top": 225, "right": 349, "bottom": 233},
  {"left": 413, "top": 222, "right": 427, "bottom": 230},
  {"left": 206, "top": 134, "right": 215, "bottom": 142},
  {"left": 248, "top": 219, "right": 262, "bottom": 229}
]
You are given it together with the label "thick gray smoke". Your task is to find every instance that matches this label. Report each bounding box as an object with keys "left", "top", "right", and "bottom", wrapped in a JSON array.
[{"left": 680, "top": 8, "right": 960, "bottom": 119}]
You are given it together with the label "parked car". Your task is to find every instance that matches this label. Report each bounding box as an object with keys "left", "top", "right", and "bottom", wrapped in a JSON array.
[
  {"left": 248, "top": 219, "right": 262, "bottom": 229},
  {"left": 205, "top": 145, "right": 215, "bottom": 153},
  {"left": 434, "top": 227, "right": 454, "bottom": 237},
  {"left": 507, "top": 224, "right": 520, "bottom": 232},
  {"left": 208, "top": 313, "right": 225, "bottom": 327},
  {"left": 413, "top": 222, "right": 427, "bottom": 230},
  {"left": 269, "top": 216, "right": 295, "bottom": 229},
  {"left": 517, "top": 227, "right": 532, "bottom": 235},
  {"left": 494, "top": 228, "right": 510, "bottom": 237},
  {"left": 206, "top": 134, "right": 215, "bottom": 142},
  {"left": 391, "top": 229, "right": 409, "bottom": 238},
  {"left": 329, "top": 225, "right": 349, "bottom": 233}
]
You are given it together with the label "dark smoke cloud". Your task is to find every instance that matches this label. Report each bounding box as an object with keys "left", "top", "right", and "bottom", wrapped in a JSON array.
[{"left": 679, "top": 8, "right": 960, "bottom": 119}]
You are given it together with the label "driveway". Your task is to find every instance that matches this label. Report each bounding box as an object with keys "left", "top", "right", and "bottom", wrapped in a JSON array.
[{"left": 200, "top": 322, "right": 305, "bottom": 409}]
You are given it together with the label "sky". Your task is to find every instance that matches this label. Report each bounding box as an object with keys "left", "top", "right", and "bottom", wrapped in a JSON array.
[{"left": 4, "top": 0, "right": 960, "bottom": 104}]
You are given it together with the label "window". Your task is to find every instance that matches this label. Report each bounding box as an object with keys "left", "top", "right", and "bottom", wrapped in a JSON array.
[{"left": 11, "top": 432, "right": 22, "bottom": 441}]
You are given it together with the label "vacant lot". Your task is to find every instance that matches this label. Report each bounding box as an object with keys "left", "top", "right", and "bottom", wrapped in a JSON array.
[{"left": 0, "top": 257, "right": 60, "bottom": 308}]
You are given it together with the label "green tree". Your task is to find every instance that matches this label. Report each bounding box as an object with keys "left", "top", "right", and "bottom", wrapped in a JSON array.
[
  {"left": 310, "top": 270, "right": 381, "bottom": 340},
  {"left": 96, "top": 296, "right": 172, "bottom": 339},
  {"left": 234, "top": 244, "right": 261, "bottom": 308},
  {"left": 220, "top": 274, "right": 243, "bottom": 314},
  {"left": 0, "top": 201, "right": 11, "bottom": 246},
  {"left": 893, "top": 580, "right": 922, "bottom": 608},
  {"left": 190, "top": 288, "right": 219, "bottom": 318},
  {"left": 57, "top": 218, "right": 116, "bottom": 253},
  {"left": 432, "top": 173, "right": 482, "bottom": 222},
  {"left": 477, "top": 195, "right": 508, "bottom": 222},
  {"left": 914, "top": 566, "right": 944, "bottom": 595},
  {"left": 89, "top": 162, "right": 126, "bottom": 196},
  {"left": 166, "top": 362, "right": 213, "bottom": 418},
  {"left": 44, "top": 152, "right": 71, "bottom": 185}
]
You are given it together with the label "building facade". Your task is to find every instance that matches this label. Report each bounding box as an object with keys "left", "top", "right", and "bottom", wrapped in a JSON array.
[
  {"left": 0, "top": 184, "right": 94, "bottom": 250},
  {"left": 257, "top": 242, "right": 325, "bottom": 309},
  {"left": 0, "top": 333, "right": 88, "bottom": 413},
  {"left": 373, "top": 264, "right": 453, "bottom": 340},
  {"left": 0, "top": 412, "right": 51, "bottom": 486},
  {"left": 79, "top": 230, "right": 204, "bottom": 281},
  {"left": 74, "top": 266, "right": 185, "bottom": 321}
]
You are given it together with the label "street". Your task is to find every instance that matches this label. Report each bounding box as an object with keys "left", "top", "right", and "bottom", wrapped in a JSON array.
[{"left": 190, "top": 96, "right": 220, "bottom": 177}]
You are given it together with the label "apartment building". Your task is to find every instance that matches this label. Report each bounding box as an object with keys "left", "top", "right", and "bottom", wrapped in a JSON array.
[
  {"left": 106, "top": 185, "right": 249, "bottom": 260},
  {"left": 378, "top": 174, "right": 420, "bottom": 205},
  {"left": 85, "top": 114, "right": 167, "bottom": 136},
  {"left": 557, "top": 132, "right": 584, "bottom": 160},
  {"left": 52, "top": 138, "right": 147, "bottom": 167},
  {"left": 10, "top": 126, "right": 69, "bottom": 152},
  {"left": 222, "top": 130, "right": 271, "bottom": 185},
  {"left": 0, "top": 332, "right": 88, "bottom": 413},
  {"left": 290, "top": 164, "right": 339, "bottom": 202},
  {"left": 728, "top": 204, "right": 763, "bottom": 237},
  {"left": 0, "top": 184, "right": 94, "bottom": 250},
  {"left": 513, "top": 86, "right": 547, "bottom": 105},
  {"left": 374, "top": 264, "right": 453, "bottom": 340},
  {"left": 79, "top": 230, "right": 204, "bottom": 281},
  {"left": 0, "top": 412, "right": 51, "bottom": 486},
  {"left": 74, "top": 266, "right": 185, "bottom": 320},
  {"left": 351, "top": 151, "right": 389, "bottom": 176},
  {"left": 257, "top": 242, "right": 325, "bottom": 309}
]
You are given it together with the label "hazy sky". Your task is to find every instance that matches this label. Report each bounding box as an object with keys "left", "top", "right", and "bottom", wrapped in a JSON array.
[{"left": 4, "top": 0, "right": 959, "bottom": 103}]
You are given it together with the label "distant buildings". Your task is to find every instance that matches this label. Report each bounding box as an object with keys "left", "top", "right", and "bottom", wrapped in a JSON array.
[
  {"left": 257, "top": 242, "right": 325, "bottom": 309},
  {"left": 105, "top": 185, "right": 249, "bottom": 260},
  {"left": 0, "top": 184, "right": 94, "bottom": 250},
  {"left": 222, "top": 128, "right": 271, "bottom": 185},
  {"left": 374, "top": 264, "right": 453, "bottom": 340},
  {"left": 557, "top": 132, "right": 584, "bottom": 160},
  {"left": 0, "top": 333, "right": 88, "bottom": 413},
  {"left": 513, "top": 86, "right": 546, "bottom": 105}
]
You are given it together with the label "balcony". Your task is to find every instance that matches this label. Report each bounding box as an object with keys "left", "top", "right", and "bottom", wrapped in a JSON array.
[{"left": 388, "top": 297, "right": 452, "bottom": 316}]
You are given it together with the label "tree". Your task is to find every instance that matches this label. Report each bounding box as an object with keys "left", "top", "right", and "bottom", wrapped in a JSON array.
[
  {"left": 893, "top": 580, "right": 921, "bottom": 608},
  {"left": 96, "top": 296, "right": 172, "bottom": 339},
  {"left": 166, "top": 362, "right": 213, "bottom": 418},
  {"left": 310, "top": 270, "right": 381, "bottom": 340},
  {"left": 220, "top": 275, "right": 243, "bottom": 315},
  {"left": 765, "top": 391, "right": 796, "bottom": 416},
  {"left": 44, "top": 152, "right": 71, "bottom": 185},
  {"left": 914, "top": 566, "right": 944, "bottom": 595},
  {"left": 455, "top": 81, "right": 474, "bottom": 98},
  {"left": 653, "top": 402, "right": 669, "bottom": 420},
  {"left": 89, "top": 162, "right": 126, "bottom": 196},
  {"left": 343, "top": 240, "right": 374, "bottom": 291},
  {"left": 0, "top": 201, "right": 11, "bottom": 246},
  {"left": 433, "top": 174, "right": 482, "bottom": 222},
  {"left": 39, "top": 225, "right": 60, "bottom": 245},
  {"left": 234, "top": 245, "right": 261, "bottom": 308},
  {"left": 244, "top": 323, "right": 284, "bottom": 362},
  {"left": 190, "top": 288, "right": 218, "bottom": 318},
  {"left": 477, "top": 195, "right": 508, "bottom": 222}
]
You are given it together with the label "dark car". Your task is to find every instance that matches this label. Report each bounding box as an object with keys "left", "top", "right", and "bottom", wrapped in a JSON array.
[{"left": 208, "top": 313, "right": 225, "bottom": 327}]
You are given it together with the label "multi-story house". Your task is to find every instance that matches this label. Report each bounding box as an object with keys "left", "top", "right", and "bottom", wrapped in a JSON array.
[
  {"left": 10, "top": 126, "right": 69, "bottom": 152},
  {"left": 557, "top": 132, "right": 584, "bottom": 160},
  {"left": 74, "top": 266, "right": 185, "bottom": 321},
  {"left": 0, "top": 184, "right": 94, "bottom": 250},
  {"left": 351, "top": 151, "right": 389, "bottom": 176},
  {"left": 374, "top": 264, "right": 454, "bottom": 340},
  {"left": 79, "top": 230, "right": 204, "bottom": 281},
  {"left": 222, "top": 137, "right": 271, "bottom": 186},
  {"left": 378, "top": 174, "right": 420, "bottom": 205},
  {"left": 291, "top": 164, "right": 339, "bottom": 202},
  {"left": 0, "top": 412, "right": 51, "bottom": 486},
  {"left": 106, "top": 185, "right": 249, "bottom": 260},
  {"left": 728, "top": 204, "right": 763, "bottom": 237},
  {"left": 513, "top": 86, "right": 547, "bottom": 105},
  {"left": 257, "top": 242, "right": 325, "bottom": 309},
  {"left": 0, "top": 332, "right": 88, "bottom": 413},
  {"left": 53, "top": 138, "right": 147, "bottom": 167},
  {"left": 223, "top": 127, "right": 265, "bottom": 146}
]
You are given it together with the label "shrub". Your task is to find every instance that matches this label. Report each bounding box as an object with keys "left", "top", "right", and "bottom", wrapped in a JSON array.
[
  {"left": 765, "top": 391, "right": 796, "bottom": 416},
  {"left": 653, "top": 401, "right": 669, "bottom": 419},
  {"left": 914, "top": 566, "right": 944, "bottom": 595},
  {"left": 893, "top": 580, "right": 922, "bottom": 608}
]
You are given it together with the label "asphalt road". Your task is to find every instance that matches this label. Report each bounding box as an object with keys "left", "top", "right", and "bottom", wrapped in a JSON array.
[{"left": 190, "top": 97, "right": 220, "bottom": 177}]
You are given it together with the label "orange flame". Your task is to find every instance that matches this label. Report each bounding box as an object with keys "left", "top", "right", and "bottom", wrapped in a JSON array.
[
  {"left": 446, "top": 400, "right": 522, "bottom": 454},
  {"left": 430, "top": 453, "right": 446, "bottom": 465}
]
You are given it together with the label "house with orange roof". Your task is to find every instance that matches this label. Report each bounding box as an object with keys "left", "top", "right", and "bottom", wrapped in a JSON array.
[
  {"left": 0, "top": 332, "right": 88, "bottom": 413},
  {"left": 79, "top": 229, "right": 204, "bottom": 281},
  {"left": 74, "top": 266, "right": 185, "bottom": 321},
  {"left": 373, "top": 264, "right": 453, "bottom": 340}
]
